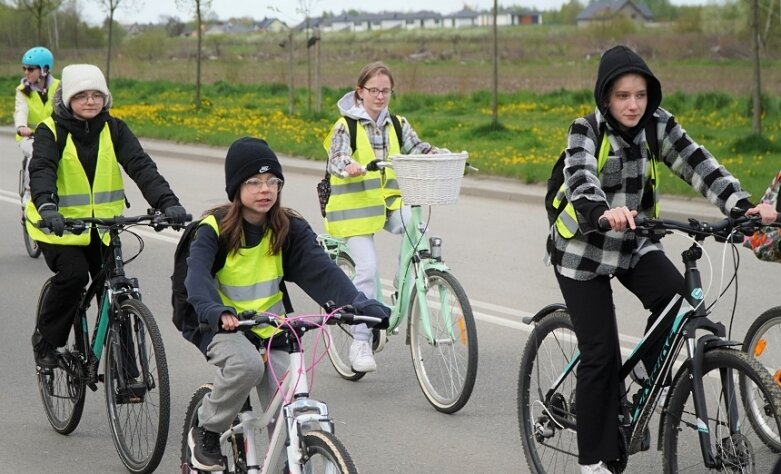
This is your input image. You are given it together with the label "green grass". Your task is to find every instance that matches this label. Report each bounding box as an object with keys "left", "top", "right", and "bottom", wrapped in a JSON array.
[{"left": 2, "top": 75, "right": 779, "bottom": 199}]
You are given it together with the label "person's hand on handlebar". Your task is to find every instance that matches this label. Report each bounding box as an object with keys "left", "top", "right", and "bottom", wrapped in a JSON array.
[
  {"left": 351, "top": 294, "right": 391, "bottom": 329},
  {"left": 745, "top": 202, "right": 778, "bottom": 225},
  {"left": 344, "top": 161, "right": 366, "bottom": 177},
  {"left": 219, "top": 312, "right": 240, "bottom": 332},
  {"left": 39, "top": 207, "right": 65, "bottom": 237},
  {"left": 599, "top": 207, "right": 638, "bottom": 232},
  {"left": 163, "top": 204, "right": 188, "bottom": 225}
]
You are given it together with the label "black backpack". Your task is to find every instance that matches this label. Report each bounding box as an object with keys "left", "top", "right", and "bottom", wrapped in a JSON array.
[
  {"left": 544, "top": 113, "right": 659, "bottom": 227},
  {"left": 170, "top": 213, "right": 227, "bottom": 331}
]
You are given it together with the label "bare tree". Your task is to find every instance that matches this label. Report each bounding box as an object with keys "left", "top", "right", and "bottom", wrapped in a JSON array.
[
  {"left": 491, "top": 0, "right": 499, "bottom": 127},
  {"left": 750, "top": 0, "right": 762, "bottom": 134},
  {"left": 95, "top": 0, "right": 124, "bottom": 87},
  {"left": 16, "top": 0, "right": 62, "bottom": 44},
  {"left": 177, "top": 0, "right": 212, "bottom": 108},
  {"left": 297, "top": 0, "right": 319, "bottom": 114}
]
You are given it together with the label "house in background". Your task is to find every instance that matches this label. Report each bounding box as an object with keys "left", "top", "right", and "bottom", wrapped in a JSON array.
[
  {"left": 255, "top": 17, "right": 287, "bottom": 33},
  {"left": 576, "top": 0, "right": 654, "bottom": 27}
]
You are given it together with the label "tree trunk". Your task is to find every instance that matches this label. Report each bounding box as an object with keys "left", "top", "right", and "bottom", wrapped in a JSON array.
[
  {"left": 750, "top": 0, "right": 762, "bottom": 135},
  {"left": 287, "top": 30, "right": 295, "bottom": 115},
  {"left": 195, "top": 4, "right": 202, "bottom": 108},
  {"left": 491, "top": 0, "right": 499, "bottom": 127}
]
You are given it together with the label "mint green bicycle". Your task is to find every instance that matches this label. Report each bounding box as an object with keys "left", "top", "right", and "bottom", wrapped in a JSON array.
[{"left": 317, "top": 153, "right": 478, "bottom": 414}]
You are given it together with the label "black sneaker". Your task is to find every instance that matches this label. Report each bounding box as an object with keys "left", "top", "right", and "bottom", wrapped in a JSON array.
[
  {"left": 33, "top": 338, "right": 58, "bottom": 369},
  {"left": 188, "top": 426, "right": 224, "bottom": 471},
  {"left": 115, "top": 378, "right": 147, "bottom": 404}
]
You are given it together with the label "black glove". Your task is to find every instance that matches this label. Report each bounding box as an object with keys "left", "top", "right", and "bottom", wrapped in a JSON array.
[
  {"left": 353, "top": 296, "right": 391, "bottom": 329},
  {"left": 39, "top": 208, "right": 65, "bottom": 237},
  {"left": 164, "top": 205, "right": 187, "bottom": 225}
]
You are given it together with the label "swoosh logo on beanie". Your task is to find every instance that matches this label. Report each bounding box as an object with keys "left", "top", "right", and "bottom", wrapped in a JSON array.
[{"left": 259, "top": 166, "right": 270, "bottom": 173}]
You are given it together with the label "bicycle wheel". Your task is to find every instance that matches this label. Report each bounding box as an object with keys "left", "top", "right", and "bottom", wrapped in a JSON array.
[
  {"left": 181, "top": 384, "right": 230, "bottom": 473},
  {"left": 104, "top": 299, "right": 170, "bottom": 474},
  {"left": 517, "top": 309, "right": 580, "bottom": 473},
  {"left": 21, "top": 213, "right": 41, "bottom": 258},
  {"left": 742, "top": 306, "right": 781, "bottom": 449},
  {"left": 662, "top": 348, "right": 781, "bottom": 473},
  {"left": 409, "top": 268, "right": 478, "bottom": 413},
  {"left": 297, "top": 430, "right": 358, "bottom": 474},
  {"left": 36, "top": 279, "right": 87, "bottom": 435},
  {"left": 323, "top": 252, "right": 366, "bottom": 381}
]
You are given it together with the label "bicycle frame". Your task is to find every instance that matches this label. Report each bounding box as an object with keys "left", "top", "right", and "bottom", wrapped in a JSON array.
[
  {"left": 530, "top": 236, "right": 743, "bottom": 467},
  {"left": 68, "top": 224, "right": 148, "bottom": 394},
  {"left": 222, "top": 332, "right": 335, "bottom": 474},
  {"left": 318, "top": 204, "right": 452, "bottom": 344}
]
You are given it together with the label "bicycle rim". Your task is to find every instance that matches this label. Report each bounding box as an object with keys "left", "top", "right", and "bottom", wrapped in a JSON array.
[
  {"left": 323, "top": 253, "right": 365, "bottom": 381},
  {"left": 517, "top": 310, "right": 581, "bottom": 473},
  {"left": 409, "top": 269, "right": 478, "bottom": 413},
  {"left": 181, "top": 384, "right": 215, "bottom": 473},
  {"left": 104, "top": 299, "right": 169, "bottom": 474},
  {"left": 742, "top": 306, "right": 781, "bottom": 449},
  {"left": 662, "top": 348, "right": 781, "bottom": 473},
  {"left": 36, "top": 280, "right": 86, "bottom": 434},
  {"left": 299, "top": 430, "right": 358, "bottom": 474}
]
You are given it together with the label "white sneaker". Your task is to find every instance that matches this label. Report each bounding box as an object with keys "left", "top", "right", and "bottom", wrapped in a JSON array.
[
  {"left": 349, "top": 340, "right": 377, "bottom": 372},
  {"left": 579, "top": 461, "right": 613, "bottom": 474}
]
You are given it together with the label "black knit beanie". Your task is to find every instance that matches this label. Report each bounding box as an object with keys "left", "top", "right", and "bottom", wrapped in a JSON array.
[{"left": 224, "top": 137, "right": 284, "bottom": 200}]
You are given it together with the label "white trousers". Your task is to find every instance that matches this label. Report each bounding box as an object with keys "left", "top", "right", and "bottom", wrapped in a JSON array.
[{"left": 347, "top": 207, "right": 411, "bottom": 341}]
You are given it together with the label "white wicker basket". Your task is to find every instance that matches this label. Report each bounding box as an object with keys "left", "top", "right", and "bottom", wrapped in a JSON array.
[{"left": 391, "top": 152, "right": 468, "bottom": 205}]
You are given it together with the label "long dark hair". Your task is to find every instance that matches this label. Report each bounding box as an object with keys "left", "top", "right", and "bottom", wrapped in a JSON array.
[{"left": 204, "top": 198, "right": 299, "bottom": 256}]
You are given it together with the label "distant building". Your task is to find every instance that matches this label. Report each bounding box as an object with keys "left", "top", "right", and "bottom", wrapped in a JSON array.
[
  {"left": 297, "top": 8, "right": 542, "bottom": 33},
  {"left": 576, "top": 0, "right": 654, "bottom": 27}
]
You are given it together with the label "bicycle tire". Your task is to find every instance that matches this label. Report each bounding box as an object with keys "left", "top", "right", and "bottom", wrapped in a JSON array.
[
  {"left": 104, "top": 299, "right": 170, "bottom": 474},
  {"left": 36, "top": 278, "right": 87, "bottom": 435},
  {"left": 517, "top": 309, "right": 580, "bottom": 473},
  {"left": 21, "top": 214, "right": 41, "bottom": 258},
  {"left": 409, "top": 268, "right": 478, "bottom": 413},
  {"left": 297, "top": 430, "right": 359, "bottom": 474},
  {"left": 323, "top": 252, "right": 367, "bottom": 381},
  {"left": 741, "top": 306, "right": 781, "bottom": 451},
  {"left": 662, "top": 348, "right": 781, "bottom": 473}
]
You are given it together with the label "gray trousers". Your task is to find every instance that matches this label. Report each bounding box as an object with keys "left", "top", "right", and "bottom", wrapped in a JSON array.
[{"left": 198, "top": 332, "right": 289, "bottom": 434}]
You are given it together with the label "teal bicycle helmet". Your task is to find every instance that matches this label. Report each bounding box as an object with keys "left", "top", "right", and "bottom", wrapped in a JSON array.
[{"left": 22, "top": 46, "right": 54, "bottom": 73}]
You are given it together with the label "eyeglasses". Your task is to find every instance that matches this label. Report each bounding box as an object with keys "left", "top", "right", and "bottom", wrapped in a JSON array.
[
  {"left": 22, "top": 66, "right": 39, "bottom": 72},
  {"left": 71, "top": 92, "right": 106, "bottom": 103},
  {"left": 243, "top": 177, "right": 283, "bottom": 191},
  {"left": 361, "top": 87, "right": 393, "bottom": 97}
]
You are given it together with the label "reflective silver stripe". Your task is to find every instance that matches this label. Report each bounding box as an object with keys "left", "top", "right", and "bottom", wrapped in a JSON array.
[
  {"left": 58, "top": 193, "right": 91, "bottom": 207},
  {"left": 330, "top": 178, "right": 381, "bottom": 196},
  {"left": 36, "top": 227, "right": 79, "bottom": 236},
  {"left": 559, "top": 209, "right": 579, "bottom": 234},
  {"left": 326, "top": 205, "right": 385, "bottom": 223},
  {"left": 384, "top": 178, "right": 399, "bottom": 190},
  {"left": 266, "top": 301, "right": 285, "bottom": 316},
  {"left": 94, "top": 190, "right": 125, "bottom": 204},
  {"left": 219, "top": 277, "right": 282, "bottom": 302},
  {"left": 385, "top": 195, "right": 401, "bottom": 208}
]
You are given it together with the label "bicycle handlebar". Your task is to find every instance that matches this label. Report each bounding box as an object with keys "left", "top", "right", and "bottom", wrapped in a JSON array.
[
  {"left": 597, "top": 210, "right": 780, "bottom": 240},
  {"left": 37, "top": 208, "right": 193, "bottom": 233},
  {"left": 334, "top": 157, "right": 479, "bottom": 178},
  {"left": 197, "top": 303, "right": 385, "bottom": 334}
]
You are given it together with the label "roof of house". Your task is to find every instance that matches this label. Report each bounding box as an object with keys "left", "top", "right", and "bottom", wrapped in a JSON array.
[{"left": 576, "top": 0, "right": 654, "bottom": 21}]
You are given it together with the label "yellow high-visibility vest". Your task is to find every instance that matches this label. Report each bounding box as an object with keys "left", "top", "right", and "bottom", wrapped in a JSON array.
[
  {"left": 322, "top": 117, "right": 402, "bottom": 237},
  {"left": 554, "top": 135, "right": 659, "bottom": 238},
  {"left": 16, "top": 78, "right": 59, "bottom": 141},
  {"left": 201, "top": 215, "right": 284, "bottom": 339},
  {"left": 25, "top": 118, "right": 125, "bottom": 245}
]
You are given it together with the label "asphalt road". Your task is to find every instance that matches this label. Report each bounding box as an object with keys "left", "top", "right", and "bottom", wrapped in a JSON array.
[{"left": 1, "top": 129, "right": 779, "bottom": 473}]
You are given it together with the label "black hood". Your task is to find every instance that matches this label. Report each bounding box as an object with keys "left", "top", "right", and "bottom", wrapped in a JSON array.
[{"left": 594, "top": 45, "right": 662, "bottom": 139}]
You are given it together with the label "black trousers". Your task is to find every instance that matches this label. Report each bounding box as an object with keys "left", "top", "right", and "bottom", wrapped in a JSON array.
[
  {"left": 555, "top": 251, "right": 684, "bottom": 465},
  {"left": 36, "top": 234, "right": 106, "bottom": 347}
]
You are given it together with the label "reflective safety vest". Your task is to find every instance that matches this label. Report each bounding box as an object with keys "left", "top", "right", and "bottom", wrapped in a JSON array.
[
  {"left": 322, "top": 117, "right": 402, "bottom": 237},
  {"left": 554, "top": 135, "right": 660, "bottom": 239},
  {"left": 25, "top": 118, "right": 125, "bottom": 245},
  {"left": 16, "top": 78, "right": 59, "bottom": 142},
  {"left": 202, "top": 215, "right": 284, "bottom": 339}
]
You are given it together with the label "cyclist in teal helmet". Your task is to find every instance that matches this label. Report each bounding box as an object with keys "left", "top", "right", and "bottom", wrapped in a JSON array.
[{"left": 15, "top": 46, "right": 59, "bottom": 207}]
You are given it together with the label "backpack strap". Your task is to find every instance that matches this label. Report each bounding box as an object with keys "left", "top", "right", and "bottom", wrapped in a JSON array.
[{"left": 344, "top": 114, "right": 404, "bottom": 154}]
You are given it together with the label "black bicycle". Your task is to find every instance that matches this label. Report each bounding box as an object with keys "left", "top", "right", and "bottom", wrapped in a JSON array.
[
  {"left": 35, "top": 210, "right": 189, "bottom": 474},
  {"left": 518, "top": 213, "right": 781, "bottom": 473}
]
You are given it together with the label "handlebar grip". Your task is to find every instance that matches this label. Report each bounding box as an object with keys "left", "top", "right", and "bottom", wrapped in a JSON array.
[{"left": 597, "top": 217, "right": 611, "bottom": 232}]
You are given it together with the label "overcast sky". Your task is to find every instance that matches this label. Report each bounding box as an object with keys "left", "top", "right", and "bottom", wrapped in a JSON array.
[{"left": 91, "top": 0, "right": 712, "bottom": 27}]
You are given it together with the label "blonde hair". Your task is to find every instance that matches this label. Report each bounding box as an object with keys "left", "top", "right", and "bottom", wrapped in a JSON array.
[{"left": 353, "top": 61, "right": 395, "bottom": 102}]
